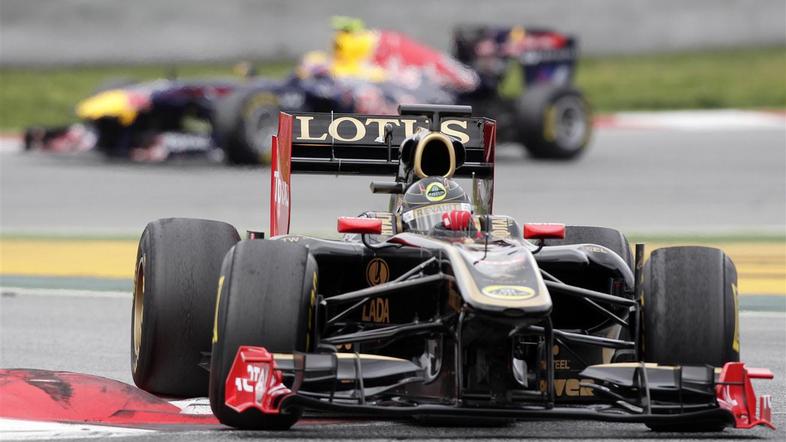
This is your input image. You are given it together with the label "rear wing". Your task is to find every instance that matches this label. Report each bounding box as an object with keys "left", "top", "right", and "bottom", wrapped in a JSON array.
[{"left": 270, "top": 110, "right": 497, "bottom": 236}]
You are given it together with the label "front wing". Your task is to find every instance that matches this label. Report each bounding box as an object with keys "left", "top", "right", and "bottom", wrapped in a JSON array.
[{"left": 225, "top": 346, "right": 774, "bottom": 430}]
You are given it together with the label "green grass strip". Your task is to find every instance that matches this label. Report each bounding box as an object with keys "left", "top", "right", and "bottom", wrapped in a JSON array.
[{"left": 1, "top": 47, "right": 783, "bottom": 131}]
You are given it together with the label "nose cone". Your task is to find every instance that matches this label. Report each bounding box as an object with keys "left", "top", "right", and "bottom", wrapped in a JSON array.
[{"left": 76, "top": 90, "right": 144, "bottom": 125}]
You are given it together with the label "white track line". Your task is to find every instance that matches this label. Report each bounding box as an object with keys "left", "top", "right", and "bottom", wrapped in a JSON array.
[
  {"left": 597, "top": 110, "right": 786, "bottom": 131},
  {"left": 0, "top": 286, "right": 131, "bottom": 299},
  {"left": 0, "top": 136, "right": 22, "bottom": 154},
  {"left": 0, "top": 418, "right": 152, "bottom": 440}
]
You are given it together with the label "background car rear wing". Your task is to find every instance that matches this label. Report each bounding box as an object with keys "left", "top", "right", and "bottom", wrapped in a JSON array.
[{"left": 270, "top": 110, "right": 496, "bottom": 236}]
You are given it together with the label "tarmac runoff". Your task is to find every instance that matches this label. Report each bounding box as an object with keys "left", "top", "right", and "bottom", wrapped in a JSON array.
[{"left": 1, "top": 237, "right": 784, "bottom": 311}]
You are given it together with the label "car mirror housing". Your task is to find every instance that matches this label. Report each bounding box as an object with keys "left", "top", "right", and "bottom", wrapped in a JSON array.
[
  {"left": 523, "top": 223, "right": 566, "bottom": 240},
  {"left": 337, "top": 217, "right": 383, "bottom": 235}
]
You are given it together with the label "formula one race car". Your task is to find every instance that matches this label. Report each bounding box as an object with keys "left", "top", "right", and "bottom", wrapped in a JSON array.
[
  {"left": 130, "top": 105, "right": 773, "bottom": 432},
  {"left": 27, "top": 23, "right": 591, "bottom": 164}
]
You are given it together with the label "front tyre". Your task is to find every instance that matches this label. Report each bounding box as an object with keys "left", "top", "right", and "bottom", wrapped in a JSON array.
[
  {"left": 543, "top": 225, "right": 633, "bottom": 270},
  {"left": 209, "top": 240, "right": 317, "bottom": 430},
  {"left": 642, "top": 246, "right": 739, "bottom": 432},
  {"left": 132, "top": 218, "right": 240, "bottom": 397},
  {"left": 517, "top": 85, "right": 592, "bottom": 159}
]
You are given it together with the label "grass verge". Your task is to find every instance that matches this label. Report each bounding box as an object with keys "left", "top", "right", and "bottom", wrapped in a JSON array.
[{"left": 0, "top": 46, "right": 784, "bottom": 131}]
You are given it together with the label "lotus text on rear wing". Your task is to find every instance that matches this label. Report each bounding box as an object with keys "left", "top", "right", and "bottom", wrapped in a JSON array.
[{"left": 293, "top": 114, "right": 483, "bottom": 147}]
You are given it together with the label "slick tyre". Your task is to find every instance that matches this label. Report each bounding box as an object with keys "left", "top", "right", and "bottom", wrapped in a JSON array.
[
  {"left": 517, "top": 84, "right": 592, "bottom": 159},
  {"left": 132, "top": 218, "right": 240, "bottom": 397},
  {"left": 214, "top": 88, "right": 280, "bottom": 165},
  {"left": 544, "top": 225, "right": 633, "bottom": 270},
  {"left": 642, "top": 246, "right": 739, "bottom": 432},
  {"left": 209, "top": 240, "right": 317, "bottom": 430}
]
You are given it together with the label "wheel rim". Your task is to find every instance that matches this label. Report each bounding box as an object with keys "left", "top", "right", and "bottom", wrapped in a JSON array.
[
  {"left": 245, "top": 106, "right": 278, "bottom": 159},
  {"left": 551, "top": 95, "right": 589, "bottom": 150},
  {"left": 132, "top": 255, "right": 145, "bottom": 371}
]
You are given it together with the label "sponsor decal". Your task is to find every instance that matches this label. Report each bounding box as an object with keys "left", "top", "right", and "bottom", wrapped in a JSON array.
[
  {"left": 539, "top": 378, "right": 595, "bottom": 397},
  {"left": 361, "top": 297, "right": 390, "bottom": 323},
  {"left": 580, "top": 245, "right": 608, "bottom": 254},
  {"left": 402, "top": 202, "right": 471, "bottom": 223},
  {"left": 273, "top": 170, "right": 289, "bottom": 209},
  {"left": 490, "top": 217, "right": 511, "bottom": 238},
  {"left": 425, "top": 182, "right": 447, "bottom": 202},
  {"left": 293, "top": 114, "right": 482, "bottom": 147},
  {"left": 366, "top": 258, "right": 390, "bottom": 286},
  {"left": 372, "top": 212, "right": 394, "bottom": 235},
  {"left": 481, "top": 285, "right": 536, "bottom": 300}
]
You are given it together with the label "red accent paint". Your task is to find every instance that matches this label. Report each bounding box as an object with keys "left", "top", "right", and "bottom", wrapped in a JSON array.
[
  {"left": 482, "top": 119, "right": 496, "bottom": 213},
  {"left": 337, "top": 217, "right": 383, "bottom": 235},
  {"left": 441, "top": 210, "right": 472, "bottom": 231},
  {"left": 126, "top": 91, "right": 152, "bottom": 111},
  {"left": 270, "top": 112, "right": 293, "bottom": 237},
  {"left": 0, "top": 369, "right": 217, "bottom": 425},
  {"left": 224, "top": 346, "right": 291, "bottom": 414},
  {"left": 716, "top": 362, "right": 775, "bottom": 430},
  {"left": 523, "top": 223, "right": 566, "bottom": 240},
  {"left": 373, "top": 31, "right": 479, "bottom": 92}
]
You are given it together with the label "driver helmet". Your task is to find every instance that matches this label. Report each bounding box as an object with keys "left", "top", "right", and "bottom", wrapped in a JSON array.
[{"left": 400, "top": 177, "right": 472, "bottom": 233}]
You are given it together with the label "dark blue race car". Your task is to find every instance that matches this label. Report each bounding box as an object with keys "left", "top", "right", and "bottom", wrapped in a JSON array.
[{"left": 25, "top": 25, "right": 592, "bottom": 164}]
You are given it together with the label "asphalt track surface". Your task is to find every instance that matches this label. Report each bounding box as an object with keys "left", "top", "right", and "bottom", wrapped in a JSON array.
[
  {"left": 0, "top": 291, "right": 783, "bottom": 441},
  {"left": 1, "top": 126, "right": 785, "bottom": 236}
]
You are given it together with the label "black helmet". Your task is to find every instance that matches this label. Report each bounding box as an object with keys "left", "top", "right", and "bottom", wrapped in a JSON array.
[{"left": 400, "top": 177, "right": 471, "bottom": 232}]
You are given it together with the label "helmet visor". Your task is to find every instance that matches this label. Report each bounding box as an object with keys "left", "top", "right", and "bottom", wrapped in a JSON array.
[{"left": 402, "top": 202, "right": 472, "bottom": 233}]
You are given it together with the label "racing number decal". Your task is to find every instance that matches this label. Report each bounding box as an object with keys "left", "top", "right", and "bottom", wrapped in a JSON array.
[
  {"left": 366, "top": 258, "right": 390, "bottom": 286},
  {"left": 235, "top": 364, "right": 267, "bottom": 393}
]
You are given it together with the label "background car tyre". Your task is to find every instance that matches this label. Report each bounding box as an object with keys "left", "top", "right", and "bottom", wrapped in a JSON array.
[
  {"left": 214, "top": 88, "right": 280, "bottom": 165},
  {"left": 642, "top": 246, "right": 739, "bottom": 432},
  {"left": 132, "top": 218, "right": 240, "bottom": 397},
  {"left": 209, "top": 240, "right": 317, "bottom": 430},
  {"left": 517, "top": 84, "right": 592, "bottom": 159},
  {"left": 544, "top": 225, "right": 633, "bottom": 270}
]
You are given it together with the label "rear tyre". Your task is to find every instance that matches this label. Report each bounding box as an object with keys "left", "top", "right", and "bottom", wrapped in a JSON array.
[
  {"left": 209, "top": 240, "right": 317, "bottom": 430},
  {"left": 517, "top": 84, "right": 592, "bottom": 159},
  {"left": 214, "top": 88, "right": 280, "bottom": 165},
  {"left": 132, "top": 218, "right": 240, "bottom": 397},
  {"left": 642, "top": 246, "right": 739, "bottom": 432},
  {"left": 544, "top": 225, "right": 633, "bottom": 270}
]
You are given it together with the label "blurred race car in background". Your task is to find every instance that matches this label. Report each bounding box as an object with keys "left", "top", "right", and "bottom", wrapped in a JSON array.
[{"left": 25, "top": 21, "right": 592, "bottom": 164}]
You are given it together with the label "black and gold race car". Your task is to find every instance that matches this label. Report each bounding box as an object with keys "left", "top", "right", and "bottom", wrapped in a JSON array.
[{"left": 130, "top": 105, "right": 773, "bottom": 431}]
